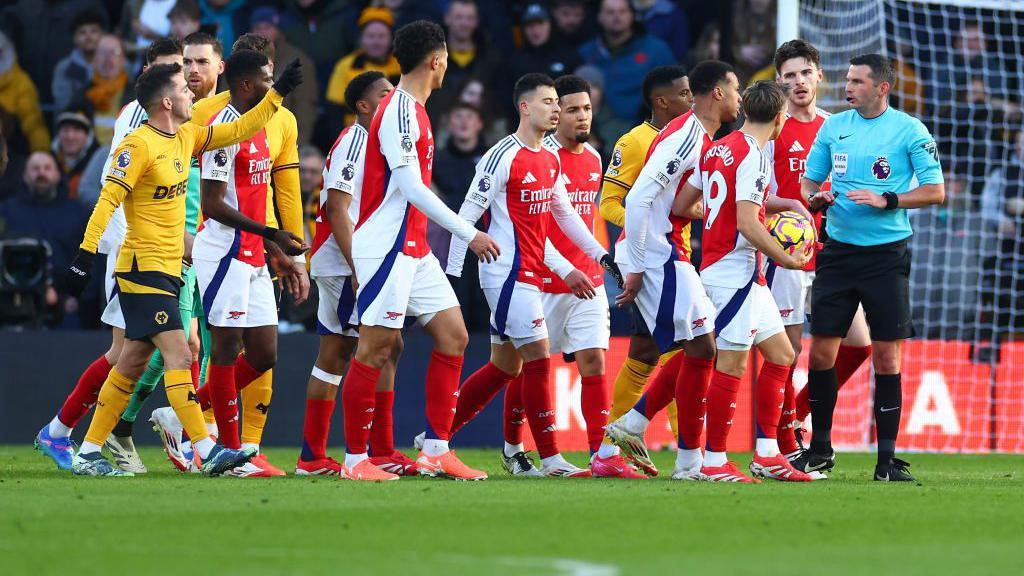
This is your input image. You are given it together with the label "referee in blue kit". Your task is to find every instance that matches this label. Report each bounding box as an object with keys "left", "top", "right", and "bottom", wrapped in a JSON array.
[{"left": 795, "top": 54, "right": 945, "bottom": 482}]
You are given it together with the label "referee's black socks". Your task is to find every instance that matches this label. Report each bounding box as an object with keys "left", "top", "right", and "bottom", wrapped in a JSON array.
[
  {"left": 874, "top": 373, "right": 903, "bottom": 467},
  {"left": 808, "top": 367, "right": 838, "bottom": 455}
]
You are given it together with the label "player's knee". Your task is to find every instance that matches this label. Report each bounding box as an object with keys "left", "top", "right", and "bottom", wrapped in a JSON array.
[
  {"left": 247, "top": 352, "right": 276, "bottom": 373},
  {"left": 436, "top": 325, "right": 469, "bottom": 355},
  {"left": 684, "top": 335, "right": 717, "bottom": 360},
  {"left": 575, "top": 350, "right": 605, "bottom": 376},
  {"left": 871, "top": 347, "right": 901, "bottom": 374},
  {"left": 628, "top": 337, "right": 659, "bottom": 365},
  {"left": 356, "top": 342, "right": 395, "bottom": 369},
  {"left": 212, "top": 337, "right": 242, "bottom": 364},
  {"left": 808, "top": 347, "right": 836, "bottom": 371}
]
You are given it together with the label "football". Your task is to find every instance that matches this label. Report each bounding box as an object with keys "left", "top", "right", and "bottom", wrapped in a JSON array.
[{"left": 766, "top": 210, "right": 816, "bottom": 256}]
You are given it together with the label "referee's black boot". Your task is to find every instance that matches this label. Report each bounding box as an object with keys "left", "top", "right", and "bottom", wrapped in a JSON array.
[
  {"left": 874, "top": 457, "right": 916, "bottom": 482},
  {"left": 790, "top": 449, "right": 836, "bottom": 474}
]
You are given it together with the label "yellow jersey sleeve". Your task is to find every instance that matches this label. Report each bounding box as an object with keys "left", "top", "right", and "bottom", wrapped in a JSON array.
[
  {"left": 190, "top": 91, "right": 231, "bottom": 126},
  {"left": 81, "top": 135, "right": 151, "bottom": 253},
  {"left": 188, "top": 89, "right": 284, "bottom": 157},
  {"left": 599, "top": 133, "right": 643, "bottom": 228},
  {"left": 270, "top": 110, "right": 303, "bottom": 238}
]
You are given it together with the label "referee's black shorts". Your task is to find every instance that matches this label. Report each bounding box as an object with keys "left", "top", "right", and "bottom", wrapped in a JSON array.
[
  {"left": 116, "top": 269, "right": 183, "bottom": 340},
  {"left": 810, "top": 238, "right": 914, "bottom": 341}
]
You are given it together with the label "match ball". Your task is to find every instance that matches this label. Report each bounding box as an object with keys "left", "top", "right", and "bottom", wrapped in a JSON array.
[{"left": 766, "top": 211, "right": 816, "bottom": 257}]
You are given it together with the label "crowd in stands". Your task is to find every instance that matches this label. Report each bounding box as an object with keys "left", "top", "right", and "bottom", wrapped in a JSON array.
[{"left": 0, "top": 0, "right": 1021, "bottom": 334}]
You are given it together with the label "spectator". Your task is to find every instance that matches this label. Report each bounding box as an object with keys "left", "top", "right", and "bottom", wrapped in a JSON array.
[
  {"left": 198, "top": 0, "right": 247, "bottom": 55},
  {"left": 324, "top": 7, "right": 400, "bottom": 131},
  {"left": 686, "top": 20, "right": 721, "bottom": 68},
  {"left": 933, "top": 21, "right": 1014, "bottom": 108},
  {"left": 433, "top": 102, "right": 487, "bottom": 210},
  {"left": 0, "top": 30, "right": 52, "bottom": 155},
  {"left": 579, "top": 0, "right": 674, "bottom": 124},
  {"left": 551, "top": 0, "right": 596, "bottom": 47},
  {"left": 84, "top": 34, "right": 130, "bottom": 145},
  {"left": 448, "top": 76, "right": 505, "bottom": 147},
  {"left": 732, "top": 0, "right": 775, "bottom": 83},
  {"left": 117, "top": 0, "right": 174, "bottom": 59},
  {"left": 50, "top": 110, "right": 100, "bottom": 201},
  {"left": 633, "top": 0, "right": 690, "bottom": 61},
  {"left": 0, "top": 0, "right": 108, "bottom": 108},
  {"left": 250, "top": 7, "right": 319, "bottom": 146},
  {"left": 0, "top": 151, "right": 88, "bottom": 306},
  {"left": 279, "top": 0, "right": 359, "bottom": 89},
  {"left": 506, "top": 3, "right": 582, "bottom": 119},
  {"left": 52, "top": 11, "right": 105, "bottom": 114},
  {"left": 298, "top": 144, "right": 324, "bottom": 245},
  {"left": 169, "top": 0, "right": 203, "bottom": 40},
  {"left": 428, "top": 0, "right": 502, "bottom": 123}
]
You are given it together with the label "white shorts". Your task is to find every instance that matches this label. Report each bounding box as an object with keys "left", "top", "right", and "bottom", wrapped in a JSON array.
[
  {"left": 705, "top": 282, "right": 786, "bottom": 351},
  {"left": 314, "top": 275, "right": 359, "bottom": 337},
  {"left": 354, "top": 251, "right": 458, "bottom": 329},
  {"left": 195, "top": 257, "right": 277, "bottom": 328},
  {"left": 483, "top": 281, "right": 547, "bottom": 348},
  {"left": 99, "top": 248, "right": 125, "bottom": 330},
  {"left": 634, "top": 260, "right": 716, "bottom": 353},
  {"left": 542, "top": 286, "right": 610, "bottom": 354},
  {"left": 768, "top": 265, "right": 813, "bottom": 326}
]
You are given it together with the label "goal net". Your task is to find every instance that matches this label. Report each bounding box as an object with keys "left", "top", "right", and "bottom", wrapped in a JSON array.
[{"left": 795, "top": 0, "right": 1024, "bottom": 452}]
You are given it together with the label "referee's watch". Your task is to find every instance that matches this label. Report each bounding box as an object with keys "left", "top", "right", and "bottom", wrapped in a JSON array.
[{"left": 883, "top": 191, "right": 900, "bottom": 210}]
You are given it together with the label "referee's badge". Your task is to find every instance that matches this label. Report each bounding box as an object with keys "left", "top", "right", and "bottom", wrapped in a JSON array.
[
  {"left": 872, "top": 156, "right": 891, "bottom": 180},
  {"left": 833, "top": 153, "right": 848, "bottom": 176}
]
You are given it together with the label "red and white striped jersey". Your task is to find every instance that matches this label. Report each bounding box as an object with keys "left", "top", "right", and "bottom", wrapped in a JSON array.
[
  {"left": 354, "top": 88, "right": 435, "bottom": 259},
  {"left": 617, "top": 110, "right": 710, "bottom": 272},
  {"left": 448, "top": 134, "right": 561, "bottom": 289},
  {"left": 194, "top": 104, "right": 272, "bottom": 267},
  {"left": 692, "top": 130, "right": 773, "bottom": 288},
  {"left": 310, "top": 123, "right": 367, "bottom": 277},
  {"left": 541, "top": 135, "right": 604, "bottom": 293},
  {"left": 764, "top": 107, "right": 829, "bottom": 270}
]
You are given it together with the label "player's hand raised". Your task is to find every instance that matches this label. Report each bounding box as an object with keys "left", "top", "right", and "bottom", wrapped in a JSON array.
[
  {"left": 469, "top": 231, "right": 500, "bottom": 263},
  {"left": 808, "top": 190, "right": 835, "bottom": 212},
  {"left": 272, "top": 59, "right": 304, "bottom": 96},
  {"left": 564, "top": 269, "right": 597, "bottom": 300},
  {"left": 615, "top": 271, "right": 644, "bottom": 307},
  {"left": 66, "top": 249, "right": 96, "bottom": 297},
  {"left": 600, "top": 254, "right": 624, "bottom": 288}
]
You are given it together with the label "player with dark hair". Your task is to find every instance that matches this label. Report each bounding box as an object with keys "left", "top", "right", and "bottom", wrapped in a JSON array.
[
  {"left": 768, "top": 39, "right": 873, "bottom": 469},
  {"left": 672, "top": 81, "right": 814, "bottom": 482},
  {"left": 34, "top": 39, "right": 186, "bottom": 473},
  {"left": 63, "top": 58, "right": 304, "bottom": 476},
  {"left": 598, "top": 63, "right": 692, "bottom": 463},
  {"left": 339, "top": 20, "right": 499, "bottom": 481},
  {"left": 604, "top": 60, "right": 740, "bottom": 480},
  {"left": 797, "top": 53, "right": 945, "bottom": 482},
  {"left": 445, "top": 72, "right": 616, "bottom": 478},
  {"left": 298, "top": 70, "right": 412, "bottom": 476}
]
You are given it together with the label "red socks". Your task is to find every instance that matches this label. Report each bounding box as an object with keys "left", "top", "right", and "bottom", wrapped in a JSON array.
[
  {"left": 640, "top": 352, "right": 684, "bottom": 420},
  {"left": 795, "top": 344, "right": 871, "bottom": 421},
  {"left": 451, "top": 362, "right": 515, "bottom": 435},
  {"left": 580, "top": 374, "right": 609, "bottom": 453},
  {"left": 777, "top": 366, "right": 800, "bottom": 454},
  {"left": 369, "top": 391, "right": 395, "bottom": 456},
  {"left": 207, "top": 364, "right": 240, "bottom": 449},
  {"left": 58, "top": 354, "right": 112, "bottom": 427},
  {"left": 756, "top": 361, "right": 790, "bottom": 441},
  {"left": 342, "top": 359, "right": 378, "bottom": 454},
  {"left": 424, "top": 351, "right": 463, "bottom": 441},
  {"left": 503, "top": 374, "right": 525, "bottom": 445},
  {"left": 190, "top": 359, "right": 200, "bottom": 389},
  {"left": 676, "top": 356, "right": 714, "bottom": 450},
  {"left": 521, "top": 357, "right": 558, "bottom": 458},
  {"left": 705, "top": 370, "right": 741, "bottom": 452},
  {"left": 300, "top": 398, "right": 334, "bottom": 461},
  {"left": 234, "top": 353, "right": 263, "bottom": 392}
]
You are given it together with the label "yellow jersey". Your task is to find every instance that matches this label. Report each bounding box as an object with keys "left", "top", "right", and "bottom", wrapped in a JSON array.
[
  {"left": 324, "top": 50, "right": 401, "bottom": 125},
  {"left": 81, "top": 89, "right": 285, "bottom": 277},
  {"left": 191, "top": 90, "right": 303, "bottom": 240},
  {"left": 599, "top": 121, "right": 660, "bottom": 228}
]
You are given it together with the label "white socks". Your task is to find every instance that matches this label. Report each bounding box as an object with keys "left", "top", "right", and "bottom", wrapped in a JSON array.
[
  {"left": 48, "top": 416, "right": 73, "bottom": 439},
  {"left": 242, "top": 442, "right": 259, "bottom": 454},
  {"left": 504, "top": 442, "right": 525, "bottom": 458},
  {"left": 78, "top": 441, "right": 102, "bottom": 455},
  {"left": 422, "top": 439, "right": 449, "bottom": 457},
  {"left": 540, "top": 453, "right": 568, "bottom": 469},
  {"left": 675, "top": 448, "right": 703, "bottom": 470},
  {"left": 619, "top": 409, "right": 650, "bottom": 435},
  {"left": 194, "top": 437, "right": 215, "bottom": 459},
  {"left": 345, "top": 452, "right": 368, "bottom": 468},
  {"left": 596, "top": 443, "right": 619, "bottom": 458},
  {"left": 755, "top": 438, "right": 780, "bottom": 458},
  {"left": 704, "top": 450, "right": 728, "bottom": 468}
]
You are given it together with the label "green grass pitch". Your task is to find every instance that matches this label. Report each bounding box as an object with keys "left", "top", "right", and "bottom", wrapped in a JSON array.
[{"left": 1, "top": 446, "right": 1021, "bottom": 575}]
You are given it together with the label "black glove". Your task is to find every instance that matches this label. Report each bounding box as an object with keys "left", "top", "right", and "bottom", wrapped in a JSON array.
[
  {"left": 67, "top": 249, "right": 96, "bottom": 297},
  {"left": 600, "top": 254, "right": 624, "bottom": 289},
  {"left": 272, "top": 59, "right": 304, "bottom": 97}
]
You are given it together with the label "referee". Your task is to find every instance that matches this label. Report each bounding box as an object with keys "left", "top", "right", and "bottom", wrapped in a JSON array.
[{"left": 796, "top": 54, "right": 945, "bottom": 482}]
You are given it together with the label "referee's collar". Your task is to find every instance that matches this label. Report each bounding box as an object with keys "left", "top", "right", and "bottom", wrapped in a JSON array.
[{"left": 855, "top": 103, "right": 891, "bottom": 121}]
